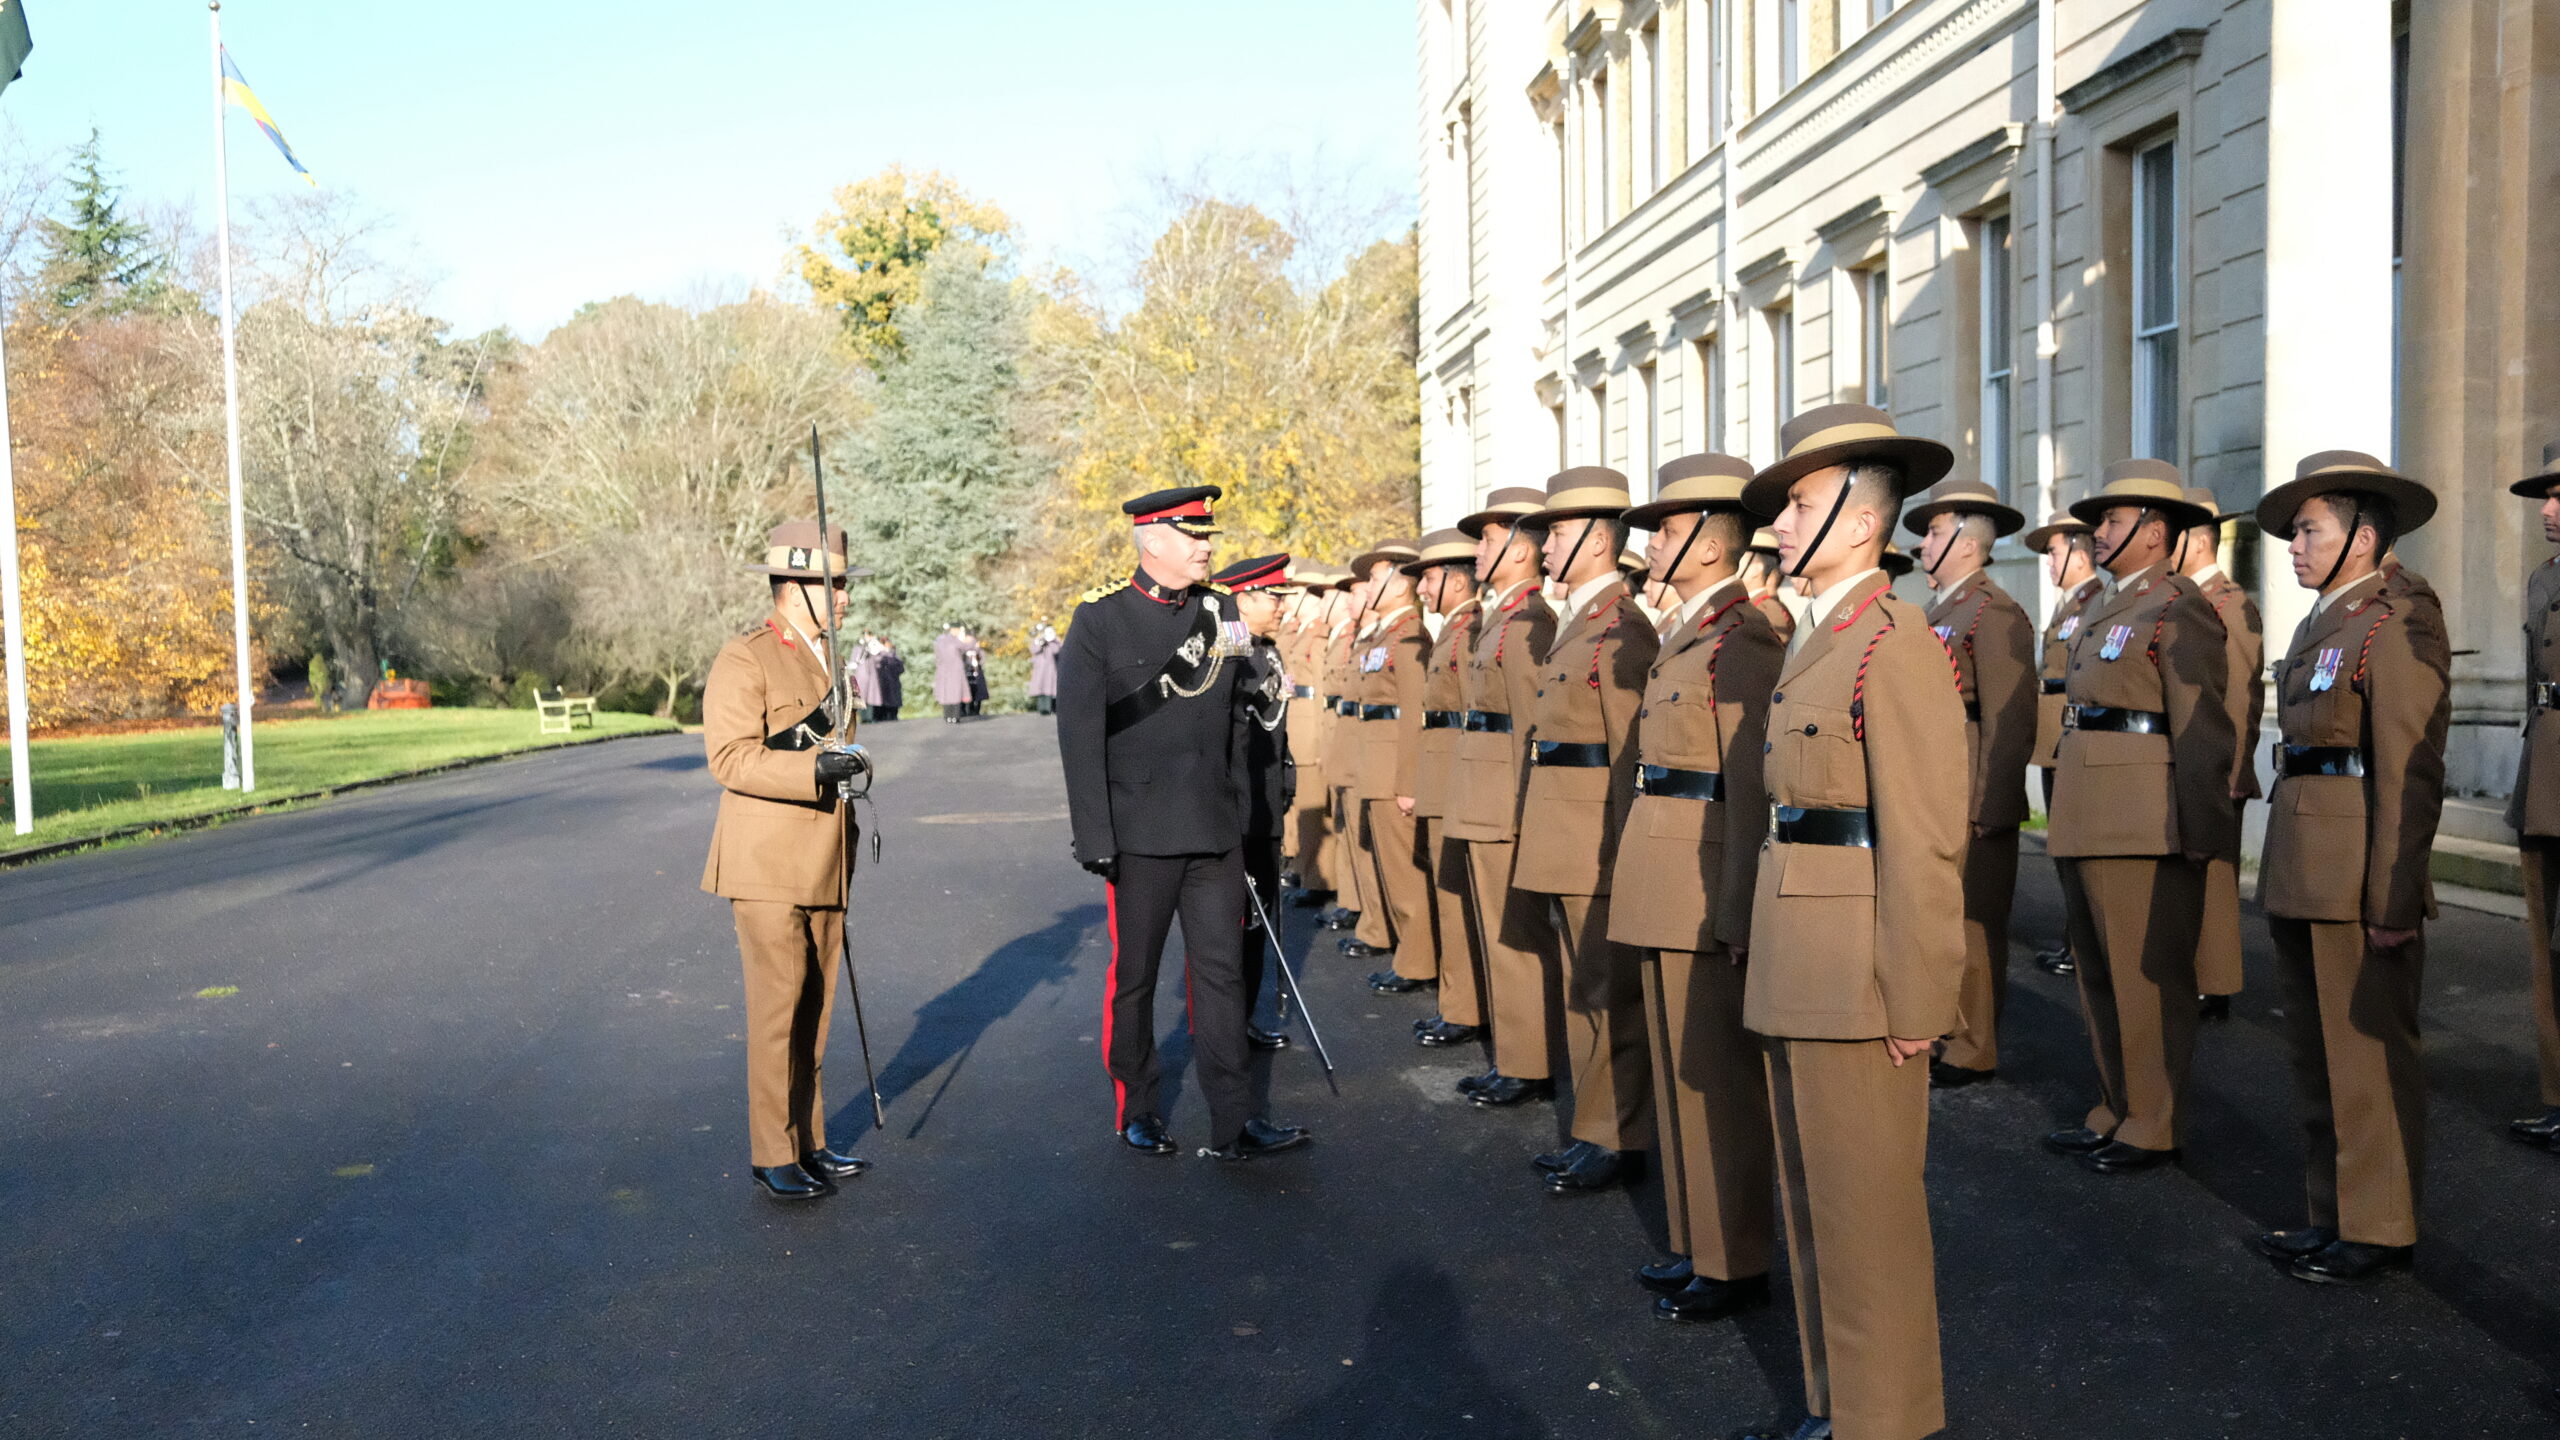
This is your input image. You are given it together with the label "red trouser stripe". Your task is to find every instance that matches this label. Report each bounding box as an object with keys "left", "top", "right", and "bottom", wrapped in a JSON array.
[{"left": 1102, "top": 880, "right": 1128, "bottom": 1129}]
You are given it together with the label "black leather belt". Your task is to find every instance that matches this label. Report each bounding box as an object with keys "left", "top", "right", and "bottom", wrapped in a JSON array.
[
  {"left": 1532, "top": 740, "right": 1609, "bottom": 767},
  {"left": 2064, "top": 705, "right": 2167, "bottom": 735},
  {"left": 1637, "top": 765, "right": 1724, "bottom": 800},
  {"left": 1422, "top": 710, "right": 1463, "bottom": 729},
  {"left": 2041, "top": 678, "right": 2067, "bottom": 695},
  {"left": 2278, "top": 745, "right": 2367, "bottom": 779},
  {"left": 1463, "top": 710, "right": 1514, "bottom": 733},
  {"left": 1291, "top": 685, "right": 1316, "bottom": 699},
  {"left": 2537, "top": 681, "right": 2560, "bottom": 710},
  {"left": 1770, "top": 804, "right": 1874, "bottom": 847},
  {"left": 1326, "top": 695, "right": 1352, "bottom": 714},
  {"left": 1964, "top": 701, "right": 1983, "bottom": 721},
  {"left": 1360, "top": 704, "right": 1401, "bottom": 721}
]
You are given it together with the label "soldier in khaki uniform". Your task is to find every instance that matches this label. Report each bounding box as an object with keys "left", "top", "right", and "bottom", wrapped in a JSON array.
[
  {"left": 2249, "top": 452, "right": 2449, "bottom": 1285},
  {"left": 1743, "top": 528, "right": 1797, "bottom": 644},
  {"left": 2175, "top": 488, "right": 2266, "bottom": 1020},
  {"left": 2023, "top": 511, "right": 2102, "bottom": 977},
  {"left": 1447, "top": 488, "right": 1568, "bottom": 1107},
  {"left": 1319, "top": 569, "right": 1371, "bottom": 936},
  {"left": 1280, "top": 571, "right": 1341, "bottom": 902},
  {"left": 1608, "top": 455, "right": 1783, "bottom": 1325},
  {"left": 2044, "top": 462, "right": 2237, "bottom": 1175},
  {"left": 1345, "top": 541, "right": 1436, "bottom": 991},
  {"left": 1404, "top": 532, "right": 1487, "bottom": 1045},
  {"left": 1900, "top": 480, "right": 2038, "bottom": 1088},
  {"left": 701, "top": 521, "right": 876, "bottom": 1202},
  {"left": 1514, "top": 468, "right": 1661, "bottom": 1195},
  {"left": 1732, "top": 405, "right": 1968, "bottom": 1440},
  {"left": 2509, "top": 441, "right": 2560, "bottom": 1153}
]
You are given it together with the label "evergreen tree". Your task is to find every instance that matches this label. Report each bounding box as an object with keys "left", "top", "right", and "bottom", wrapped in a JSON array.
[{"left": 35, "top": 131, "right": 170, "bottom": 315}]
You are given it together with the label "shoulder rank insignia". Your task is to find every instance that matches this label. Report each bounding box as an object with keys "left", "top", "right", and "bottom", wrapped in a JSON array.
[
  {"left": 2310, "top": 646, "right": 2345, "bottom": 692},
  {"left": 1080, "top": 578, "right": 1129, "bottom": 604},
  {"left": 2098, "top": 624, "right": 2134, "bottom": 661}
]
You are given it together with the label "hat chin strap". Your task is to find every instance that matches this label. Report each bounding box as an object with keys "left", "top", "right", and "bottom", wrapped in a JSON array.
[
  {"left": 1789, "top": 474, "right": 1857, "bottom": 580},
  {"left": 2315, "top": 502, "right": 2365, "bottom": 594},
  {"left": 1658, "top": 510, "right": 1713, "bottom": 594},
  {"left": 2095, "top": 506, "right": 2151, "bottom": 573},
  {"left": 1548, "top": 516, "right": 1598, "bottom": 588}
]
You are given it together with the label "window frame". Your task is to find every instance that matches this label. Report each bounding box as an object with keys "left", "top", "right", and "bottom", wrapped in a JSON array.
[
  {"left": 1979, "top": 212, "right": 2014, "bottom": 497},
  {"left": 2129, "top": 136, "right": 2181, "bottom": 462}
]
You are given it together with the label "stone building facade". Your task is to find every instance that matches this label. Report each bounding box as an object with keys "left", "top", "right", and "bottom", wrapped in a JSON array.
[{"left": 1415, "top": 0, "right": 2557, "bottom": 802}]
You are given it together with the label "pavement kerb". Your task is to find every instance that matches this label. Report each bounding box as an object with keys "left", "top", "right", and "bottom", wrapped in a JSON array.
[{"left": 0, "top": 724, "right": 676, "bottom": 871}]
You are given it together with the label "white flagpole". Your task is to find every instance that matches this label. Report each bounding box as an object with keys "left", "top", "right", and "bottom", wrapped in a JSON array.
[
  {"left": 210, "top": 0, "right": 255, "bottom": 791},
  {"left": 0, "top": 313, "right": 28, "bottom": 835}
]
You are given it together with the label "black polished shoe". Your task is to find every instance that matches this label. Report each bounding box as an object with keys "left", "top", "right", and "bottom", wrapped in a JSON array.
[
  {"left": 1456, "top": 1067, "right": 1499, "bottom": 1096},
  {"left": 1469, "top": 1074, "right": 1555, "bottom": 1108},
  {"left": 1339, "top": 938, "right": 1390, "bottom": 959},
  {"left": 1414, "top": 1014, "right": 1439, "bottom": 1032},
  {"left": 750, "top": 1162, "right": 829, "bottom": 1201},
  {"left": 799, "top": 1148, "right": 869, "bottom": 1181},
  {"left": 1367, "top": 970, "right": 1430, "bottom": 993},
  {"left": 2042, "top": 1125, "right": 2114, "bottom": 1156},
  {"left": 2036, "top": 944, "right": 2076, "bottom": 977},
  {"left": 2254, "top": 1226, "right": 2338, "bottom": 1262},
  {"left": 1734, "top": 1417, "right": 1831, "bottom": 1440},
  {"left": 1656, "top": 1273, "right": 1773, "bottom": 1324},
  {"left": 1548, "top": 1146, "right": 1641, "bottom": 1195},
  {"left": 2078, "top": 1140, "right": 2180, "bottom": 1175},
  {"left": 1416, "top": 1020, "right": 1482, "bottom": 1047},
  {"left": 1321, "top": 909, "right": 1361, "bottom": 932},
  {"left": 2289, "top": 1239, "right": 2413, "bottom": 1286},
  {"left": 1929, "top": 1060, "right": 1994, "bottom": 1090},
  {"left": 1280, "top": 871, "right": 1302, "bottom": 892},
  {"left": 1121, "top": 1114, "right": 1178, "bottom": 1155},
  {"left": 2199, "top": 992, "right": 2233, "bottom": 1022},
  {"left": 1635, "top": 1256, "right": 1695, "bottom": 1294},
  {"left": 1203, "top": 1117, "right": 1313, "bottom": 1161},
  {"left": 1289, "top": 888, "right": 1333, "bottom": 909},
  {"left": 1246, "top": 1025, "right": 1291, "bottom": 1051},
  {"left": 2509, "top": 1107, "right": 2560, "bottom": 1143},
  {"left": 1532, "top": 1139, "right": 1595, "bottom": 1174}
]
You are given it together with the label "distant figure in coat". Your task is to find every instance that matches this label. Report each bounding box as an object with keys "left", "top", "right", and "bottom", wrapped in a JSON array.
[
  {"left": 933, "top": 622, "right": 973, "bottom": 723},
  {"left": 851, "top": 632, "right": 883, "bottom": 723},
  {"left": 963, "top": 628, "right": 989, "bottom": 717},
  {"left": 1028, "top": 620, "right": 1063, "bottom": 715},
  {"left": 874, "top": 644, "right": 905, "bottom": 720}
]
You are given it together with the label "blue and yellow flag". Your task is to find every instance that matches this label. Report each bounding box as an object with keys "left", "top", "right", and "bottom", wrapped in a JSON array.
[{"left": 220, "top": 48, "right": 312, "bottom": 185}]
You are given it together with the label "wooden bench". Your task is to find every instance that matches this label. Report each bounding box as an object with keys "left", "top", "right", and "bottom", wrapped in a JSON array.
[{"left": 535, "top": 687, "right": 597, "bottom": 735}]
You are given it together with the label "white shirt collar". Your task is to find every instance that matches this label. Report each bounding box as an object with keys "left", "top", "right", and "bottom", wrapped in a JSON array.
[
  {"left": 1363, "top": 603, "right": 1415, "bottom": 639},
  {"left": 1557, "top": 571, "right": 1621, "bottom": 631},
  {"left": 2105, "top": 562, "right": 2165, "bottom": 599},
  {"left": 2190, "top": 562, "right": 2223, "bottom": 587},
  {"left": 2312, "top": 569, "right": 2382, "bottom": 619},
  {"left": 1785, "top": 568, "right": 1883, "bottom": 655},
  {"left": 1675, "top": 575, "right": 1746, "bottom": 629}
]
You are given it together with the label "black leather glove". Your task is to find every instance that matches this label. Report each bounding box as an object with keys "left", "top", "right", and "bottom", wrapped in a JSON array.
[
  {"left": 1080, "top": 853, "right": 1119, "bottom": 883},
  {"left": 815, "top": 747, "right": 867, "bottom": 785}
]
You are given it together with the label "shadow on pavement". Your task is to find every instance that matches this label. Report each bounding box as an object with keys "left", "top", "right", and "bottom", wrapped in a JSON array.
[
  {"left": 851, "top": 904, "right": 1099, "bottom": 1139},
  {"left": 1268, "top": 1263, "right": 1548, "bottom": 1440}
]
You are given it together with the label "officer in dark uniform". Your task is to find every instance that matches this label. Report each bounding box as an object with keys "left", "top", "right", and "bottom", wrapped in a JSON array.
[
  {"left": 1056, "top": 486, "right": 1313, "bottom": 1161},
  {"left": 1214, "top": 550, "right": 1300, "bottom": 1050}
]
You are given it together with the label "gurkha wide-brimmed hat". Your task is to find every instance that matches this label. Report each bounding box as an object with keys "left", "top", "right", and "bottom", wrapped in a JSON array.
[
  {"left": 1457, "top": 485, "right": 1550, "bottom": 538},
  {"left": 1213, "top": 553, "right": 1295, "bottom": 592},
  {"left": 2256, "top": 450, "right": 2438, "bottom": 540},
  {"left": 1901, "top": 478, "right": 2026, "bottom": 538},
  {"left": 1524, "top": 467, "right": 1636, "bottom": 527},
  {"left": 1741, "top": 403, "right": 1954, "bottom": 518},
  {"left": 1624, "top": 453, "right": 1755, "bottom": 530},
  {"left": 1880, "top": 543, "right": 1915, "bottom": 579},
  {"left": 1123, "top": 484, "right": 1223, "bottom": 537},
  {"left": 1350, "top": 538, "right": 1422, "bottom": 578},
  {"left": 746, "top": 520, "right": 874, "bottom": 580},
  {"left": 2067, "top": 459, "right": 2217, "bottom": 532},
  {"left": 2507, "top": 440, "right": 2560, "bottom": 498},
  {"left": 1618, "top": 547, "right": 1650, "bottom": 581},
  {"left": 2019, "top": 510, "right": 2092, "bottom": 553},
  {"left": 1400, "top": 529, "right": 1477, "bottom": 576},
  {"left": 1747, "top": 527, "right": 1782, "bottom": 556},
  {"left": 2181, "top": 486, "right": 2252, "bottom": 528}
]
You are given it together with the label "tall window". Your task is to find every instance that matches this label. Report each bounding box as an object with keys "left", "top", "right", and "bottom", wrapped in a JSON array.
[
  {"left": 1551, "top": 401, "right": 1569, "bottom": 469},
  {"left": 1780, "top": 0, "right": 1803, "bottom": 90},
  {"left": 1593, "top": 72, "right": 1613, "bottom": 228},
  {"left": 1980, "top": 214, "right": 2014, "bottom": 495},
  {"left": 1637, "top": 362, "right": 1661, "bottom": 492},
  {"left": 1688, "top": 0, "right": 1720, "bottom": 158},
  {"left": 1693, "top": 336, "right": 1725, "bottom": 453},
  {"left": 1870, "top": 0, "right": 1896, "bottom": 24},
  {"left": 1588, "top": 380, "right": 1610, "bottom": 466},
  {"left": 1458, "top": 107, "right": 1477, "bottom": 298},
  {"left": 1853, "top": 265, "right": 1891, "bottom": 407},
  {"left": 1550, "top": 119, "right": 1568, "bottom": 261},
  {"left": 1768, "top": 306, "right": 1796, "bottom": 427},
  {"left": 1643, "top": 20, "right": 1666, "bottom": 193},
  {"left": 2131, "top": 138, "right": 2180, "bottom": 461}
]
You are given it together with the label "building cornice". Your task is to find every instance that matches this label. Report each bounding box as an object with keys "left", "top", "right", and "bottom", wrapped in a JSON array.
[
  {"left": 2059, "top": 29, "right": 2208, "bottom": 115},
  {"left": 1815, "top": 196, "right": 1889, "bottom": 245},
  {"left": 1736, "top": 247, "right": 1796, "bottom": 287},
  {"left": 1920, "top": 124, "right": 2026, "bottom": 190}
]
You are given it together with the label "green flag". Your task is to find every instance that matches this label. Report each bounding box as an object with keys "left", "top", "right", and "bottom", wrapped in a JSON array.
[{"left": 0, "top": 1, "right": 28, "bottom": 97}]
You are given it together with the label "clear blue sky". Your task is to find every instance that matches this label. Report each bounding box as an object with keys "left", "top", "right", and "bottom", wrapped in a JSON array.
[{"left": 5, "top": 0, "right": 1418, "bottom": 336}]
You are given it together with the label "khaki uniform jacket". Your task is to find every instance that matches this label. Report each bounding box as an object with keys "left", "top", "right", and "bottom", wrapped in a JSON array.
[
  {"left": 1281, "top": 621, "right": 1326, "bottom": 783},
  {"left": 1741, "top": 574, "right": 1970, "bottom": 1040},
  {"left": 1413, "top": 599, "right": 1478, "bottom": 820},
  {"left": 2035, "top": 577, "right": 2104, "bottom": 768},
  {"left": 1924, "top": 570, "right": 2038, "bottom": 831},
  {"left": 2198, "top": 570, "right": 2267, "bottom": 803},
  {"left": 1752, "top": 591, "right": 1796, "bottom": 646},
  {"left": 2046, "top": 570, "right": 2238, "bottom": 861},
  {"left": 1354, "top": 608, "right": 1430, "bottom": 801},
  {"left": 1513, "top": 581, "right": 1659, "bottom": 896},
  {"left": 2511, "top": 557, "right": 2560, "bottom": 836},
  {"left": 2259, "top": 577, "right": 2450, "bottom": 928},
  {"left": 700, "top": 621, "right": 848, "bottom": 906},
  {"left": 1608, "top": 585, "right": 1783, "bottom": 954},
  {"left": 1446, "top": 584, "right": 1558, "bottom": 843},
  {"left": 1319, "top": 618, "right": 1361, "bottom": 783}
]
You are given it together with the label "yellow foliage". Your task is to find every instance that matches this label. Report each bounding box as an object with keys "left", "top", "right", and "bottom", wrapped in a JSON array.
[{"left": 797, "top": 165, "right": 1012, "bottom": 365}]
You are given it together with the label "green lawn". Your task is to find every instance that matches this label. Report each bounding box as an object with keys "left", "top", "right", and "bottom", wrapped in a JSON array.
[{"left": 1, "top": 708, "right": 677, "bottom": 853}]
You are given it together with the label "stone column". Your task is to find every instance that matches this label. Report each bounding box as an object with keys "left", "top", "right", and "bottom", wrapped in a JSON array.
[{"left": 2257, "top": 0, "right": 2398, "bottom": 655}]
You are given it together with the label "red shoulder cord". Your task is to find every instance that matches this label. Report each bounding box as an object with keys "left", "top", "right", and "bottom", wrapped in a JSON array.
[
  {"left": 1693, "top": 596, "right": 1748, "bottom": 712},
  {"left": 1490, "top": 588, "right": 1531, "bottom": 666},
  {"left": 2350, "top": 602, "right": 2394, "bottom": 692},
  {"left": 1445, "top": 610, "right": 1476, "bottom": 672},
  {"left": 1832, "top": 588, "right": 1895, "bottom": 741},
  {"left": 1584, "top": 607, "right": 1624, "bottom": 690}
]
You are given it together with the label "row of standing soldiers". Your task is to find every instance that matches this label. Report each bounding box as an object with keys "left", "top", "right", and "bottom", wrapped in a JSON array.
[{"left": 1246, "top": 404, "right": 2558, "bottom": 1440}]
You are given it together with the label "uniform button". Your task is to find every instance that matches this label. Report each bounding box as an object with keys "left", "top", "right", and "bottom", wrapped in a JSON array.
[
  {"left": 1763, "top": 742, "right": 1773, "bottom": 754},
  {"left": 1640, "top": 708, "right": 1650, "bottom": 718},
  {"left": 1772, "top": 691, "right": 1784, "bottom": 703},
  {"left": 1803, "top": 723, "right": 1819, "bottom": 736}
]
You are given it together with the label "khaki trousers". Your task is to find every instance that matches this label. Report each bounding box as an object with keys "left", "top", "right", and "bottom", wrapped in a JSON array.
[
  {"left": 1555, "top": 893, "right": 1652, "bottom": 1152},
  {"left": 1466, "top": 838, "right": 1563, "bottom": 1080},
  {"left": 1291, "top": 760, "right": 1332, "bottom": 892},
  {"left": 2198, "top": 798, "right": 2250, "bottom": 996},
  {"left": 2058, "top": 856, "right": 2204, "bottom": 1153},
  {"left": 1767, "top": 1037, "right": 1945, "bottom": 1440},
  {"left": 1940, "top": 827, "right": 2020, "bottom": 1072},
  {"left": 2269, "top": 917, "right": 2426, "bottom": 1247},
  {"left": 1319, "top": 778, "right": 1352, "bottom": 898},
  {"left": 1362, "top": 797, "right": 1438, "bottom": 979},
  {"left": 730, "top": 900, "right": 843, "bottom": 1167},
  {"left": 1336, "top": 784, "right": 1391, "bottom": 948},
  {"left": 1426, "top": 819, "right": 1486, "bottom": 1026},
  {"left": 2521, "top": 842, "right": 2560, "bottom": 1107},
  {"left": 1644, "top": 948, "right": 1775, "bottom": 1280}
]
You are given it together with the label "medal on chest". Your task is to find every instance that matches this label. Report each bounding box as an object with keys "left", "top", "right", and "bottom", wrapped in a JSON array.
[
  {"left": 2309, "top": 646, "right": 2344, "bottom": 693},
  {"left": 1214, "top": 619, "right": 1252, "bottom": 658},
  {"left": 1932, "top": 624, "right": 1956, "bottom": 652},
  {"left": 2097, "top": 624, "right": 2133, "bottom": 661},
  {"left": 2058, "top": 616, "right": 2081, "bottom": 640}
]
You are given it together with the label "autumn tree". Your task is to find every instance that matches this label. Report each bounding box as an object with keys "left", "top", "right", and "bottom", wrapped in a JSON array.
[
  {"left": 33, "top": 131, "right": 171, "bottom": 316},
  {"left": 796, "top": 165, "right": 1009, "bottom": 365}
]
